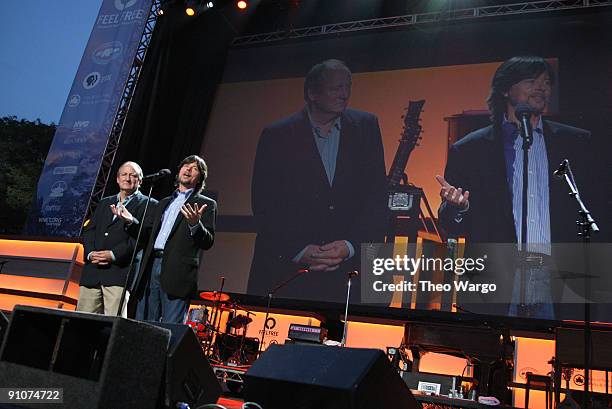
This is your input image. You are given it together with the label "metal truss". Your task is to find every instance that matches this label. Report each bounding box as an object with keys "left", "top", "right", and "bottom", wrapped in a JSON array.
[
  {"left": 232, "top": 0, "right": 612, "bottom": 46},
  {"left": 83, "top": 0, "right": 162, "bottom": 228}
]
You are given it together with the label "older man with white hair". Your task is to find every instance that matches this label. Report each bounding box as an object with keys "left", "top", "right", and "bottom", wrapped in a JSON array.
[{"left": 77, "top": 161, "right": 154, "bottom": 317}]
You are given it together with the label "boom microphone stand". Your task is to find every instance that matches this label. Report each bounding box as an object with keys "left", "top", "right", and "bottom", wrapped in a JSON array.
[
  {"left": 257, "top": 268, "right": 309, "bottom": 356},
  {"left": 553, "top": 158, "right": 599, "bottom": 409},
  {"left": 115, "top": 179, "right": 161, "bottom": 317}
]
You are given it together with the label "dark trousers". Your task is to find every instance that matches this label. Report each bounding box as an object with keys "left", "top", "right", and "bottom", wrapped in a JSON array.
[{"left": 135, "top": 256, "right": 189, "bottom": 323}]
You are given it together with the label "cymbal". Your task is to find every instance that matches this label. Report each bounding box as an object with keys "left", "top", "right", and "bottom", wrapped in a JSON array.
[
  {"left": 199, "top": 291, "right": 230, "bottom": 302},
  {"left": 228, "top": 314, "right": 253, "bottom": 329}
]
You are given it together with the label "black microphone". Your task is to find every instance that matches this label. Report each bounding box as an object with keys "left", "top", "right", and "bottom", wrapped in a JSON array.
[
  {"left": 142, "top": 169, "right": 171, "bottom": 182},
  {"left": 514, "top": 103, "right": 533, "bottom": 148},
  {"left": 553, "top": 159, "right": 569, "bottom": 177}
]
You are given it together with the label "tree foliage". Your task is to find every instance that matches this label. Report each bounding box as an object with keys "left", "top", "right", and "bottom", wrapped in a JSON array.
[{"left": 0, "top": 116, "right": 55, "bottom": 235}]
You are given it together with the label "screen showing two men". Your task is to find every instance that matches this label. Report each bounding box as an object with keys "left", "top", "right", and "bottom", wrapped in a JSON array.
[{"left": 198, "top": 18, "right": 611, "bottom": 322}]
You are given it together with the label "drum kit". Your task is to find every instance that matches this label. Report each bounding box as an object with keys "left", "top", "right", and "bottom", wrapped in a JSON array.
[{"left": 186, "top": 291, "right": 259, "bottom": 366}]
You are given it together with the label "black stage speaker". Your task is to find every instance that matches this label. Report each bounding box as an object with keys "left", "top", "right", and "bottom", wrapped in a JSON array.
[
  {"left": 148, "top": 322, "right": 221, "bottom": 408},
  {"left": 244, "top": 344, "right": 421, "bottom": 409},
  {"left": 0, "top": 306, "right": 169, "bottom": 409}
]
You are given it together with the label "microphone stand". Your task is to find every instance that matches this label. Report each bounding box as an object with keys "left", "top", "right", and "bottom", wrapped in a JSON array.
[
  {"left": 518, "top": 111, "right": 533, "bottom": 315},
  {"left": 115, "top": 182, "right": 157, "bottom": 317},
  {"left": 257, "top": 268, "right": 308, "bottom": 356},
  {"left": 204, "top": 277, "right": 225, "bottom": 357},
  {"left": 340, "top": 270, "right": 359, "bottom": 347},
  {"left": 556, "top": 159, "right": 598, "bottom": 409}
]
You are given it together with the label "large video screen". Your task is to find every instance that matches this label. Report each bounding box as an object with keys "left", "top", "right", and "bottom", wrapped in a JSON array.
[{"left": 197, "top": 17, "right": 612, "bottom": 322}]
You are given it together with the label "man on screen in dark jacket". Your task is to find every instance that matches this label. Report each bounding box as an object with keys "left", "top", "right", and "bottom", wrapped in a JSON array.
[
  {"left": 247, "top": 59, "right": 388, "bottom": 303},
  {"left": 436, "top": 56, "right": 594, "bottom": 319}
]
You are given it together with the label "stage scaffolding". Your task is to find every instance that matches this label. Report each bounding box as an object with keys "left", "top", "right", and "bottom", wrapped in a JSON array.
[
  {"left": 232, "top": 0, "right": 612, "bottom": 46},
  {"left": 83, "top": 0, "right": 612, "bottom": 211}
]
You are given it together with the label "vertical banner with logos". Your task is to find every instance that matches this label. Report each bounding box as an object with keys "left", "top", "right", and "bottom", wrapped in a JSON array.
[{"left": 24, "top": 0, "right": 151, "bottom": 237}]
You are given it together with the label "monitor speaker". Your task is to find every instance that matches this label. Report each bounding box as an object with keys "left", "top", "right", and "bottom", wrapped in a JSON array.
[
  {"left": 244, "top": 344, "right": 421, "bottom": 409},
  {"left": 148, "top": 322, "right": 221, "bottom": 408},
  {"left": 0, "top": 306, "right": 169, "bottom": 409}
]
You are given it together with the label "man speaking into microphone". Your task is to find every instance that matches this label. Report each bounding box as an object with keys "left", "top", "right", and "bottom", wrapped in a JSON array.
[
  {"left": 114, "top": 155, "right": 217, "bottom": 323},
  {"left": 436, "top": 56, "right": 593, "bottom": 319}
]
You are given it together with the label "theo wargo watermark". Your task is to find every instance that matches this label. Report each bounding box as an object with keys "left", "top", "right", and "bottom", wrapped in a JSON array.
[
  {"left": 369, "top": 252, "right": 495, "bottom": 295},
  {"left": 359, "top": 242, "right": 612, "bottom": 305}
]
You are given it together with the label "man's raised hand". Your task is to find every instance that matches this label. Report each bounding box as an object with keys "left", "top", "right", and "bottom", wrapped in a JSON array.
[
  {"left": 180, "top": 203, "right": 207, "bottom": 226},
  {"left": 435, "top": 175, "right": 469, "bottom": 210},
  {"left": 110, "top": 204, "right": 134, "bottom": 224}
]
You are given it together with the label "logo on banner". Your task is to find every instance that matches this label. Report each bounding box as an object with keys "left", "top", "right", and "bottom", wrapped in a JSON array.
[
  {"left": 73, "top": 120, "right": 90, "bottom": 130},
  {"left": 114, "top": 0, "right": 138, "bottom": 11},
  {"left": 44, "top": 204, "right": 61, "bottom": 212},
  {"left": 92, "top": 41, "right": 123, "bottom": 64},
  {"left": 53, "top": 151, "right": 82, "bottom": 161},
  {"left": 68, "top": 94, "right": 81, "bottom": 107},
  {"left": 82, "top": 72, "right": 111, "bottom": 90},
  {"left": 49, "top": 181, "right": 68, "bottom": 198},
  {"left": 53, "top": 166, "right": 78, "bottom": 175},
  {"left": 83, "top": 72, "right": 101, "bottom": 89},
  {"left": 63, "top": 133, "right": 91, "bottom": 145}
]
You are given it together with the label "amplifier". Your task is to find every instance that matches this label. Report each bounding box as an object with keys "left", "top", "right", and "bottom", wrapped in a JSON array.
[{"left": 287, "top": 324, "right": 327, "bottom": 344}]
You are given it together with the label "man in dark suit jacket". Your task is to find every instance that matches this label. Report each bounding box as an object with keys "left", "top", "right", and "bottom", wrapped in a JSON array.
[
  {"left": 114, "top": 155, "right": 216, "bottom": 323},
  {"left": 247, "top": 59, "right": 388, "bottom": 303},
  {"left": 77, "top": 161, "right": 151, "bottom": 317},
  {"left": 436, "top": 56, "right": 595, "bottom": 319}
]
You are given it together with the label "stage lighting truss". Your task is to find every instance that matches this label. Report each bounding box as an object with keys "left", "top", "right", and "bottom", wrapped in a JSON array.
[
  {"left": 232, "top": 0, "right": 612, "bottom": 46},
  {"left": 156, "top": 0, "right": 214, "bottom": 17}
]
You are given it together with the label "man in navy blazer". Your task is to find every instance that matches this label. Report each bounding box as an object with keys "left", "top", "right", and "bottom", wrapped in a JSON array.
[
  {"left": 247, "top": 59, "right": 388, "bottom": 303},
  {"left": 436, "top": 56, "right": 595, "bottom": 319},
  {"left": 78, "top": 161, "right": 151, "bottom": 317},
  {"left": 115, "top": 155, "right": 216, "bottom": 323}
]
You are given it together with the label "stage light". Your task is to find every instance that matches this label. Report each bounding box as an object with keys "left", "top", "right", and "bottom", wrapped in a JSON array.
[
  {"left": 184, "top": 0, "right": 213, "bottom": 16},
  {"left": 237, "top": 0, "right": 247, "bottom": 10},
  {"left": 157, "top": 8, "right": 164, "bottom": 16}
]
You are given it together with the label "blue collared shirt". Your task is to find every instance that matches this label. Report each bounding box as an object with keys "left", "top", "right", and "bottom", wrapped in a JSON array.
[
  {"left": 308, "top": 110, "right": 342, "bottom": 186},
  {"left": 153, "top": 189, "right": 193, "bottom": 250},
  {"left": 292, "top": 111, "right": 353, "bottom": 262},
  {"left": 502, "top": 116, "right": 551, "bottom": 254}
]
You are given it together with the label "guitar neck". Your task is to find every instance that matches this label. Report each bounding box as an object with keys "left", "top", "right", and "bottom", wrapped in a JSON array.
[
  {"left": 387, "top": 99, "right": 425, "bottom": 188},
  {"left": 388, "top": 141, "right": 416, "bottom": 187}
]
